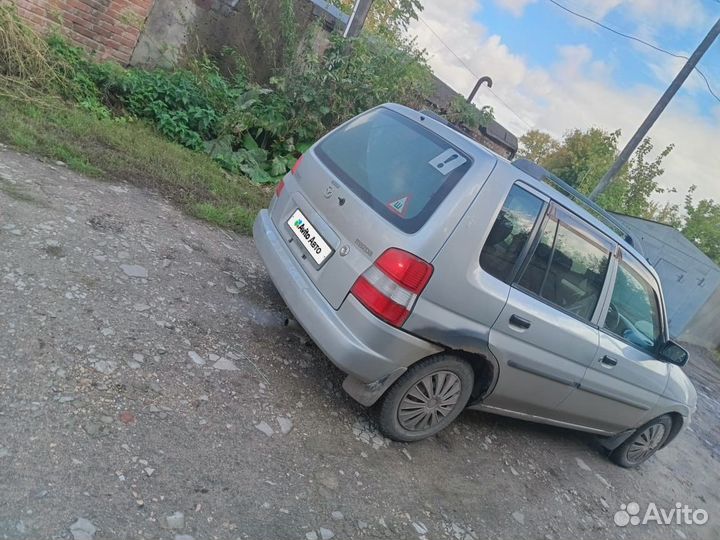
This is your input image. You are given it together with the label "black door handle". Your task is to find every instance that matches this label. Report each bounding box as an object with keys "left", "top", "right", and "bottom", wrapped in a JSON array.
[
  {"left": 600, "top": 355, "right": 618, "bottom": 366},
  {"left": 509, "top": 315, "right": 531, "bottom": 329}
]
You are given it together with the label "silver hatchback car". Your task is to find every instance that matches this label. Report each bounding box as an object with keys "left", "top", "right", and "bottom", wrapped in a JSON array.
[{"left": 253, "top": 103, "right": 697, "bottom": 467}]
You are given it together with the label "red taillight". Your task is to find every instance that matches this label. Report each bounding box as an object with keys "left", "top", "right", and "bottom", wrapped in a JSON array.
[
  {"left": 350, "top": 248, "right": 433, "bottom": 327},
  {"left": 291, "top": 154, "right": 304, "bottom": 175},
  {"left": 374, "top": 248, "right": 434, "bottom": 293},
  {"left": 275, "top": 179, "right": 285, "bottom": 197}
]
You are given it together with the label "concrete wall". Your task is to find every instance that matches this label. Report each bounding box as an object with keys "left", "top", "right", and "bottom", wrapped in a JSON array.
[
  {"left": 14, "top": 0, "right": 155, "bottom": 64},
  {"left": 611, "top": 213, "right": 720, "bottom": 341},
  {"left": 131, "top": 0, "right": 345, "bottom": 80}
]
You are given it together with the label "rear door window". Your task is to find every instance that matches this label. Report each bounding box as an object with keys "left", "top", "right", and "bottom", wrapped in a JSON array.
[
  {"left": 517, "top": 213, "right": 612, "bottom": 322},
  {"left": 315, "top": 108, "right": 472, "bottom": 233},
  {"left": 480, "top": 185, "right": 545, "bottom": 281}
]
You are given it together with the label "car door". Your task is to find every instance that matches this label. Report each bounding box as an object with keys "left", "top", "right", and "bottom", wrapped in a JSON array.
[
  {"left": 559, "top": 250, "right": 670, "bottom": 433},
  {"left": 484, "top": 205, "right": 614, "bottom": 422}
]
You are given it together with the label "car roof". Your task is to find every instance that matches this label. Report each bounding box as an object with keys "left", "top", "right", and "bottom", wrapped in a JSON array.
[{"left": 381, "top": 103, "right": 660, "bottom": 284}]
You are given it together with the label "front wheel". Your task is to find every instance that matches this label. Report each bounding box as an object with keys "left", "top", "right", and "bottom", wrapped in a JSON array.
[
  {"left": 610, "top": 415, "right": 673, "bottom": 467},
  {"left": 377, "top": 355, "right": 474, "bottom": 442}
]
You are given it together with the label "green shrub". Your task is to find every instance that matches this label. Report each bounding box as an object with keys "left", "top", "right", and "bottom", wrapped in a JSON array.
[{"left": 44, "top": 30, "right": 433, "bottom": 184}]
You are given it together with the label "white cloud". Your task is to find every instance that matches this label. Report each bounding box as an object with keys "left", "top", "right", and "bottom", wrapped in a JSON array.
[
  {"left": 492, "top": 0, "right": 536, "bottom": 17},
  {"left": 620, "top": 0, "right": 710, "bottom": 32},
  {"left": 408, "top": 0, "right": 720, "bottom": 206},
  {"left": 493, "top": 0, "right": 709, "bottom": 33},
  {"left": 646, "top": 54, "right": 706, "bottom": 93}
]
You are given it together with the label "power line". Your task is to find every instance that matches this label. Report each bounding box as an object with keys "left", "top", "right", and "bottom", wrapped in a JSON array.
[
  {"left": 416, "top": 16, "right": 535, "bottom": 129},
  {"left": 486, "top": 87, "right": 534, "bottom": 129},
  {"left": 546, "top": 0, "right": 720, "bottom": 104}
]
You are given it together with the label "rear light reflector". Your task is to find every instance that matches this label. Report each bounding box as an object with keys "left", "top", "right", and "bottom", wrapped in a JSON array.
[
  {"left": 351, "top": 248, "right": 433, "bottom": 327},
  {"left": 291, "top": 154, "right": 304, "bottom": 175},
  {"left": 275, "top": 179, "right": 285, "bottom": 197}
]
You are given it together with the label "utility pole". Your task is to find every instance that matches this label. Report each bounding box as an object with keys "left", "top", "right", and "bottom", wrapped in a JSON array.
[
  {"left": 343, "top": 0, "right": 374, "bottom": 38},
  {"left": 589, "top": 17, "right": 720, "bottom": 201}
]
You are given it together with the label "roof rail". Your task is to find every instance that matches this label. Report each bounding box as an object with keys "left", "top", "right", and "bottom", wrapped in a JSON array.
[{"left": 513, "top": 159, "right": 642, "bottom": 253}]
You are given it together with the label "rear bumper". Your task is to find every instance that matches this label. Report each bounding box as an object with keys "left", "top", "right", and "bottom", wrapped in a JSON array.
[{"left": 253, "top": 210, "right": 441, "bottom": 391}]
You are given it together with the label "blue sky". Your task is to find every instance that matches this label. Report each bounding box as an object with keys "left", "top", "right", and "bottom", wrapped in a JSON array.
[
  {"left": 476, "top": 0, "right": 720, "bottom": 113},
  {"left": 408, "top": 0, "right": 720, "bottom": 205}
]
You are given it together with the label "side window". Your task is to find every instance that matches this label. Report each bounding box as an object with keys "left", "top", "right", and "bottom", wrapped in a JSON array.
[
  {"left": 517, "top": 217, "right": 611, "bottom": 321},
  {"left": 604, "top": 260, "right": 662, "bottom": 352},
  {"left": 480, "top": 185, "right": 544, "bottom": 281}
]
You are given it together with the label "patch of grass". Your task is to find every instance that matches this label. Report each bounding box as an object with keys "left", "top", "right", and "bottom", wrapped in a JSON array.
[{"left": 0, "top": 97, "right": 270, "bottom": 233}]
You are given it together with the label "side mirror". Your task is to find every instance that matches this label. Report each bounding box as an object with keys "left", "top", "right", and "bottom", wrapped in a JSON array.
[{"left": 660, "top": 340, "right": 689, "bottom": 367}]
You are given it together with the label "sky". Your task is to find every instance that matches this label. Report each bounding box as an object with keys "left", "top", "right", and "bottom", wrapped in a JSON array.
[{"left": 406, "top": 0, "right": 720, "bottom": 207}]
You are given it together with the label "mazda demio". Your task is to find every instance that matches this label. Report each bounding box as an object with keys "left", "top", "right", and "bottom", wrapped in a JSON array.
[{"left": 253, "top": 103, "right": 696, "bottom": 467}]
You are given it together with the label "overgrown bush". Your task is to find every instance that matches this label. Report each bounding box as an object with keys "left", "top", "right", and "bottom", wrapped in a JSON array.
[
  {"left": 44, "top": 30, "right": 434, "bottom": 184},
  {"left": 2, "top": 4, "right": 434, "bottom": 185},
  {"left": 447, "top": 96, "right": 494, "bottom": 129},
  {"left": 0, "top": 6, "right": 72, "bottom": 101}
]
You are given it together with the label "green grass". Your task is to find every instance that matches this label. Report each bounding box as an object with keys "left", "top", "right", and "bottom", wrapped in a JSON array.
[{"left": 0, "top": 97, "right": 270, "bottom": 233}]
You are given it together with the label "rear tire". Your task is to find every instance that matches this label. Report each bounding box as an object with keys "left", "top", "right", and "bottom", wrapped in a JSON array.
[
  {"left": 377, "top": 354, "right": 474, "bottom": 442},
  {"left": 610, "top": 415, "right": 673, "bottom": 468}
]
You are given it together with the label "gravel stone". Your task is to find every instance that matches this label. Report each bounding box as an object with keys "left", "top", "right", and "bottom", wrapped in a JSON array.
[
  {"left": 575, "top": 457, "right": 591, "bottom": 471},
  {"left": 212, "top": 357, "right": 238, "bottom": 370},
  {"left": 70, "top": 517, "right": 96, "bottom": 540},
  {"left": 119, "top": 264, "right": 148, "bottom": 278},
  {"left": 93, "top": 360, "right": 117, "bottom": 375},
  {"left": 166, "top": 511, "right": 185, "bottom": 529},
  {"left": 188, "top": 351, "right": 205, "bottom": 366},
  {"left": 254, "top": 421, "right": 274, "bottom": 437},
  {"left": 277, "top": 416, "right": 293, "bottom": 435}
]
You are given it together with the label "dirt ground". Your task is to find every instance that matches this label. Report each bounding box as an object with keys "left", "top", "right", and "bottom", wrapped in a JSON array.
[{"left": 1, "top": 147, "right": 719, "bottom": 540}]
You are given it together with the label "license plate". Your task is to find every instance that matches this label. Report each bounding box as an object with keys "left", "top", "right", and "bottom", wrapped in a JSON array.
[{"left": 287, "top": 209, "right": 333, "bottom": 265}]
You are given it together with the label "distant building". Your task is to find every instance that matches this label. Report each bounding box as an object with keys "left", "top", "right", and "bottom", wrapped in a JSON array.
[
  {"left": 610, "top": 212, "right": 720, "bottom": 349},
  {"left": 427, "top": 75, "right": 519, "bottom": 160}
]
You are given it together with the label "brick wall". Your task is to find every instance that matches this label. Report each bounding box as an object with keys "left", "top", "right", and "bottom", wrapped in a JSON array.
[{"left": 14, "top": 0, "right": 156, "bottom": 64}]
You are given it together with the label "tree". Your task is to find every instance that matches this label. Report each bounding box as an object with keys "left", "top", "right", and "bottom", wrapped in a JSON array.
[
  {"left": 331, "top": 0, "right": 423, "bottom": 36},
  {"left": 621, "top": 138, "right": 675, "bottom": 217},
  {"left": 519, "top": 127, "right": 674, "bottom": 219},
  {"left": 542, "top": 128, "right": 620, "bottom": 193},
  {"left": 645, "top": 201, "right": 682, "bottom": 228},
  {"left": 517, "top": 130, "right": 559, "bottom": 163},
  {"left": 682, "top": 186, "right": 720, "bottom": 265}
]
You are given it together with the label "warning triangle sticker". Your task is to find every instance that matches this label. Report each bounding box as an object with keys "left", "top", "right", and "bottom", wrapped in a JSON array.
[{"left": 387, "top": 195, "right": 411, "bottom": 217}]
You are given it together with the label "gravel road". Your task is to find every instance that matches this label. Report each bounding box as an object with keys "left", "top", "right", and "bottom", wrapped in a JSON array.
[{"left": 1, "top": 146, "right": 719, "bottom": 540}]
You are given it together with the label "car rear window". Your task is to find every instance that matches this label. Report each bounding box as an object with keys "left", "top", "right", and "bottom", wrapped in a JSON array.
[{"left": 315, "top": 108, "right": 472, "bottom": 233}]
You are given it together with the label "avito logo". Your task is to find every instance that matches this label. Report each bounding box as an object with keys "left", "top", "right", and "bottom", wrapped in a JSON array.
[
  {"left": 614, "top": 501, "right": 708, "bottom": 527},
  {"left": 293, "top": 218, "right": 322, "bottom": 256}
]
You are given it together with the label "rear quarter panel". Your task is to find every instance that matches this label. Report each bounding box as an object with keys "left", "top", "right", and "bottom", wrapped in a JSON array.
[{"left": 404, "top": 163, "right": 519, "bottom": 359}]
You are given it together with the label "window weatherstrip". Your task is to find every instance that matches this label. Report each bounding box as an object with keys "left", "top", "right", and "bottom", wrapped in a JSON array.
[
  {"left": 508, "top": 199, "right": 549, "bottom": 284},
  {"left": 538, "top": 217, "right": 560, "bottom": 298}
]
